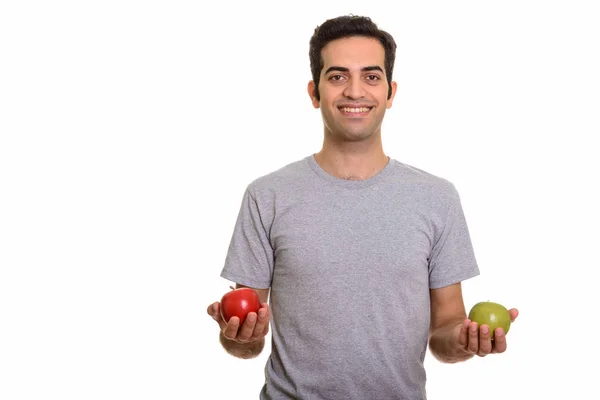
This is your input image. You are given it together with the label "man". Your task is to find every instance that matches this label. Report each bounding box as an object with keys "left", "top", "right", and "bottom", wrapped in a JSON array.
[{"left": 207, "top": 15, "right": 518, "bottom": 399}]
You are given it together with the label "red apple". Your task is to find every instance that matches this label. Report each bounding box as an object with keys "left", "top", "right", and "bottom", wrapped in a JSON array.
[{"left": 220, "top": 286, "right": 261, "bottom": 325}]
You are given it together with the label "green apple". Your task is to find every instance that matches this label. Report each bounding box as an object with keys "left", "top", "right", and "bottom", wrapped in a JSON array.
[{"left": 468, "top": 301, "right": 511, "bottom": 340}]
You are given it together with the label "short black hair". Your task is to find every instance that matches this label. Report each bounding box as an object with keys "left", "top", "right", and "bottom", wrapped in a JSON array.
[{"left": 309, "top": 15, "right": 397, "bottom": 101}]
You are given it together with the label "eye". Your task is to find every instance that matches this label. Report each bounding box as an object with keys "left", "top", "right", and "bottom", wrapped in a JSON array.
[
  {"left": 365, "top": 74, "right": 380, "bottom": 81},
  {"left": 328, "top": 74, "right": 346, "bottom": 82}
]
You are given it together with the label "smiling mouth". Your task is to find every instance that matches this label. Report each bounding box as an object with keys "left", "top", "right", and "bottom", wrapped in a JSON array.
[{"left": 338, "top": 106, "right": 373, "bottom": 116}]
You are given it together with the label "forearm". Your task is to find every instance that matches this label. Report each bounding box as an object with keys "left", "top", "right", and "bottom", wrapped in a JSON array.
[
  {"left": 219, "top": 331, "right": 265, "bottom": 359},
  {"left": 428, "top": 322, "right": 473, "bottom": 364}
]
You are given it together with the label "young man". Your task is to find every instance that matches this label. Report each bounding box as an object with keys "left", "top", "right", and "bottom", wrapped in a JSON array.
[{"left": 207, "top": 15, "right": 518, "bottom": 399}]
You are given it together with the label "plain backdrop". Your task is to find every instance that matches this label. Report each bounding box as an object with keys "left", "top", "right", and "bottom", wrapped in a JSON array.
[{"left": 1, "top": 1, "right": 599, "bottom": 399}]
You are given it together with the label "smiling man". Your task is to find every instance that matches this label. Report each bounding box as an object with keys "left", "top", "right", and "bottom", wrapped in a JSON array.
[
  {"left": 207, "top": 15, "right": 518, "bottom": 399},
  {"left": 309, "top": 34, "right": 395, "bottom": 181},
  {"left": 309, "top": 37, "right": 394, "bottom": 146}
]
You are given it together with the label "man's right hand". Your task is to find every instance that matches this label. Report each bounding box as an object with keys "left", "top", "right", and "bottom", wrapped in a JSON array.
[{"left": 207, "top": 301, "right": 270, "bottom": 344}]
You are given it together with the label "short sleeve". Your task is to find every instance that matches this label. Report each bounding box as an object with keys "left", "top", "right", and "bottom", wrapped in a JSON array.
[
  {"left": 428, "top": 186, "right": 480, "bottom": 289},
  {"left": 220, "top": 187, "right": 274, "bottom": 288}
]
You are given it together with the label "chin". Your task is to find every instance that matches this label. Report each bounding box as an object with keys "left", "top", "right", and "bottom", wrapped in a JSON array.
[
  {"left": 325, "top": 123, "right": 378, "bottom": 142},
  {"left": 341, "top": 131, "right": 375, "bottom": 142}
]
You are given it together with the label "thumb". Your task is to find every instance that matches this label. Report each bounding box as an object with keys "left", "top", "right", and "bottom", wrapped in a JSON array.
[
  {"left": 207, "top": 302, "right": 227, "bottom": 330},
  {"left": 509, "top": 308, "right": 519, "bottom": 322}
]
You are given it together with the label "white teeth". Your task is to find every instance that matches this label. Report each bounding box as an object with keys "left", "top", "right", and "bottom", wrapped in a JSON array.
[{"left": 341, "top": 107, "right": 370, "bottom": 113}]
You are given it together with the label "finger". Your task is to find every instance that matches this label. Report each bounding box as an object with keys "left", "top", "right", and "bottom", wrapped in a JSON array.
[
  {"left": 237, "top": 312, "right": 258, "bottom": 342},
  {"left": 458, "top": 319, "right": 470, "bottom": 348},
  {"left": 468, "top": 321, "right": 479, "bottom": 353},
  {"left": 252, "top": 306, "right": 270, "bottom": 340},
  {"left": 478, "top": 325, "right": 492, "bottom": 356},
  {"left": 492, "top": 328, "right": 507, "bottom": 353},
  {"left": 222, "top": 316, "right": 241, "bottom": 340},
  {"left": 207, "top": 302, "right": 228, "bottom": 330},
  {"left": 509, "top": 308, "right": 519, "bottom": 322},
  {"left": 207, "top": 302, "right": 218, "bottom": 318}
]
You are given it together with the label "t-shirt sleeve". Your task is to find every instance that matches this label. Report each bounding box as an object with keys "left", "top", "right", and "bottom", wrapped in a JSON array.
[
  {"left": 428, "top": 185, "right": 480, "bottom": 289},
  {"left": 220, "top": 187, "right": 274, "bottom": 288}
]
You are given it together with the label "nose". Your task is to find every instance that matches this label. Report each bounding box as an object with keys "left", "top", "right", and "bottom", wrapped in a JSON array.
[{"left": 342, "top": 77, "right": 366, "bottom": 99}]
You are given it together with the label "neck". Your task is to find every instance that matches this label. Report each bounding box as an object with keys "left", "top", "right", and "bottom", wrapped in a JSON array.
[{"left": 314, "top": 139, "right": 389, "bottom": 181}]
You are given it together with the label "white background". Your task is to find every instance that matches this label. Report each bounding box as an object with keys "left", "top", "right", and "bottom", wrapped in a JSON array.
[{"left": 1, "top": 1, "right": 599, "bottom": 399}]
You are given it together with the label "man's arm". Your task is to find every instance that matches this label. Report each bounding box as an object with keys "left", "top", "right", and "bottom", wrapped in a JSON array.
[
  {"left": 207, "top": 284, "right": 270, "bottom": 359},
  {"left": 428, "top": 282, "right": 473, "bottom": 363},
  {"left": 428, "top": 282, "right": 519, "bottom": 363}
]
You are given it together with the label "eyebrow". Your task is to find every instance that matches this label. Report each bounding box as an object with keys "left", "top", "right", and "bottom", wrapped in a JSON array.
[{"left": 324, "top": 65, "right": 384, "bottom": 74}]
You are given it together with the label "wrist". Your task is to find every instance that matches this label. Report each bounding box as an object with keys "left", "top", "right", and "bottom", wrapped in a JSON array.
[
  {"left": 429, "top": 323, "right": 472, "bottom": 364},
  {"left": 219, "top": 331, "right": 265, "bottom": 359}
]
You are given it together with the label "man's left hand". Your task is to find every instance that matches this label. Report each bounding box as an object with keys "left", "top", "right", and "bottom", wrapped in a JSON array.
[{"left": 458, "top": 308, "right": 519, "bottom": 356}]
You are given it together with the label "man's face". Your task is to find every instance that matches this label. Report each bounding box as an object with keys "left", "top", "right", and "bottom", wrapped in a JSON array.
[{"left": 308, "top": 36, "right": 397, "bottom": 143}]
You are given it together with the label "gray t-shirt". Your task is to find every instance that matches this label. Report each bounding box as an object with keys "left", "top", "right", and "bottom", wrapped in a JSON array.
[{"left": 221, "top": 155, "right": 480, "bottom": 400}]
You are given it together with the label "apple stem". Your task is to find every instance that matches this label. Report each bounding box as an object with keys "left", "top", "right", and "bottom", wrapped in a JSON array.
[{"left": 230, "top": 285, "right": 235, "bottom": 291}]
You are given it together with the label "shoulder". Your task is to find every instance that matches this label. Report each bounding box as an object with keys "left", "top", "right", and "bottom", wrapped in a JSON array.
[
  {"left": 245, "top": 156, "right": 313, "bottom": 198},
  {"left": 390, "top": 159, "right": 460, "bottom": 200}
]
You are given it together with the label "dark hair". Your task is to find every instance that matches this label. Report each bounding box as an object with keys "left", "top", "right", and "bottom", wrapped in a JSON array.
[{"left": 309, "top": 15, "right": 397, "bottom": 101}]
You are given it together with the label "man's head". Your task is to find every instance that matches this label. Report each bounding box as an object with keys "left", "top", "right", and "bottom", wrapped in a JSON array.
[
  {"left": 309, "top": 15, "right": 397, "bottom": 101},
  {"left": 307, "top": 15, "right": 398, "bottom": 143}
]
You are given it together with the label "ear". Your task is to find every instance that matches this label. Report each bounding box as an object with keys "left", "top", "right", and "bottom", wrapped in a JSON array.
[
  {"left": 386, "top": 81, "right": 398, "bottom": 109},
  {"left": 307, "top": 81, "right": 320, "bottom": 109}
]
